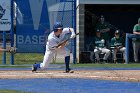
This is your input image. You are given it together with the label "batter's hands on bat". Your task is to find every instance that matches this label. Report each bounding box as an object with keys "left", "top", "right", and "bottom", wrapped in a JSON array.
[
  {"left": 70, "top": 34, "right": 75, "bottom": 39},
  {"left": 116, "top": 46, "right": 123, "bottom": 50},
  {"left": 70, "top": 32, "right": 76, "bottom": 39},
  {"left": 56, "top": 33, "right": 79, "bottom": 48},
  {"left": 70, "top": 28, "right": 76, "bottom": 39}
]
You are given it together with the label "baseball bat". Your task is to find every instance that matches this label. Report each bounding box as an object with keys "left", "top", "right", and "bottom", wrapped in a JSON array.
[{"left": 56, "top": 33, "right": 79, "bottom": 48}]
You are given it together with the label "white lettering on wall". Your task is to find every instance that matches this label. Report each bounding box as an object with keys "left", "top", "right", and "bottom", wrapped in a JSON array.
[{"left": 17, "top": 35, "right": 45, "bottom": 44}]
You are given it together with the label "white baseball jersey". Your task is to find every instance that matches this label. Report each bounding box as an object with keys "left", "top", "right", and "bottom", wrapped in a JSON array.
[{"left": 46, "top": 28, "right": 70, "bottom": 49}]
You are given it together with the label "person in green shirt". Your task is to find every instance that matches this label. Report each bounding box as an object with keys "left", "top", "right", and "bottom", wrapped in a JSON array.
[
  {"left": 111, "top": 30, "right": 126, "bottom": 63},
  {"left": 96, "top": 15, "right": 115, "bottom": 48},
  {"left": 91, "top": 29, "right": 111, "bottom": 63},
  {"left": 132, "top": 18, "right": 140, "bottom": 62}
]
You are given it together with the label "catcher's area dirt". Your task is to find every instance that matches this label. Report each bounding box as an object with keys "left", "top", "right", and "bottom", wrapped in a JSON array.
[{"left": 0, "top": 70, "right": 140, "bottom": 82}]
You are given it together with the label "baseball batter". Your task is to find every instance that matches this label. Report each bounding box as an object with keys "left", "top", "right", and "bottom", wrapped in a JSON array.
[{"left": 32, "top": 22, "right": 75, "bottom": 73}]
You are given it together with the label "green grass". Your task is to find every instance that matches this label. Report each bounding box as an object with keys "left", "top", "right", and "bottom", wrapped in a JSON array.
[
  {"left": 0, "top": 90, "right": 32, "bottom": 93},
  {"left": 0, "top": 53, "right": 140, "bottom": 68},
  {"left": 0, "top": 53, "right": 44, "bottom": 65}
]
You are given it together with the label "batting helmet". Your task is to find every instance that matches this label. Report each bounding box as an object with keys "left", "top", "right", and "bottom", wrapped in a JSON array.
[{"left": 53, "top": 22, "right": 63, "bottom": 32}]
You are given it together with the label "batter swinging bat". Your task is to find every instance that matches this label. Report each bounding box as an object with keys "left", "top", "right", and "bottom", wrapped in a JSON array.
[{"left": 56, "top": 33, "right": 79, "bottom": 48}]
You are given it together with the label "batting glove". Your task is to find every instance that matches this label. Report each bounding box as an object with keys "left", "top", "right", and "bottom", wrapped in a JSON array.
[{"left": 70, "top": 32, "right": 76, "bottom": 39}]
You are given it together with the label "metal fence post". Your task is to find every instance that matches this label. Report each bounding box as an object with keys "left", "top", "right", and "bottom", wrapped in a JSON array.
[
  {"left": 2, "top": 31, "right": 6, "bottom": 65},
  {"left": 10, "top": 0, "right": 14, "bottom": 65},
  {"left": 73, "top": 0, "right": 77, "bottom": 64}
]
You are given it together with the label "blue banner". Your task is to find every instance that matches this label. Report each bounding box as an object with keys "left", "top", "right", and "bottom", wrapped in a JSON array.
[{"left": 16, "top": 0, "right": 50, "bottom": 53}]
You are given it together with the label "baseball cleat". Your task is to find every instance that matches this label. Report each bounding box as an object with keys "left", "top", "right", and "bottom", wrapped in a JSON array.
[
  {"left": 69, "top": 70, "right": 74, "bottom": 73},
  {"left": 32, "top": 63, "right": 37, "bottom": 72},
  {"left": 65, "top": 69, "right": 74, "bottom": 73}
]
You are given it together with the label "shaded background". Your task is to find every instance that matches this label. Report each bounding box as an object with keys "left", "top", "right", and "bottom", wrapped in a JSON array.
[{"left": 84, "top": 4, "right": 140, "bottom": 61}]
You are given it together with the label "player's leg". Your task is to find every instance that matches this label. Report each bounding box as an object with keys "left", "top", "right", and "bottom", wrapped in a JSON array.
[
  {"left": 94, "top": 48, "right": 100, "bottom": 63},
  {"left": 57, "top": 47, "right": 73, "bottom": 73},
  {"left": 90, "top": 51, "right": 94, "bottom": 62},
  {"left": 40, "top": 50, "right": 54, "bottom": 69},
  {"left": 132, "top": 41, "right": 139, "bottom": 62},
  {"left": 32, "top": 48, "right": 55, "bottom": 72},
  {"left": 102, "top": 48, "right": 111, "bottom": 63},
  {"left": 65, "top": 55, "right": 70, "bottom": 72},
  {"left": 112, "top": 49, "right": 117, "bottom": 63},
  {"left": 120, "top": 47, "right": 126, "bottom": 63}
]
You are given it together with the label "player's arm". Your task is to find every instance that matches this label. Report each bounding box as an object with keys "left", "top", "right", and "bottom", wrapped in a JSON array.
[
  {"left": 57, "top": 41, "right": 66, "bottom": 49},
  {"left": 117, "top": 42, "right": 123, "bottom": 49},
  {"left": 133, "top": 25, "right": 140, "bottom": 35},
  {"left": 0, "top": 47, "right": 16, "bottom": 53},
  {"left": 48, "top": 38, "right": 67, "bottom": 49},
  {"left": 110, "top": 38, "right": 117, "bottom": 49},
  {"left": 100, "top": 23, "right": 111, "bottom": 33},
  {"left": 56, "top": 28, "right": 77, "bottom": 48},
  {"left": 0, "top": 48, "right": 11, "bottom": 52},
  {"left": 119, "top": 37, "right": 125, "bottom": 48},
  {"left": 47, "top": 38, "right": 60, "bottom": 49},
  {"left": 0, "top": 48, "right": 5, "bottom": 52},
  {"left": 118, "top": 38, "right": 124, "bottom": 48},
  {"left": 100, "top": 28, "right": 110, "bottom": 33},
  {"left": 57, "top": 28, "right": 75, "bottom": 48},
  {"left": 69, "top": 28, "right": 76, "bottom": 39},
  {"left": 133, "top": 31, "right": 140, "bottom": 35}
]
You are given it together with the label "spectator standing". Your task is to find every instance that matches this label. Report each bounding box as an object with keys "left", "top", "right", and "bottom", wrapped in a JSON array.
[
  {"left": 96, "top": 15, "right": 117, "bottom": 48},
  {"left": 132, "top": 18, "right": 140, "bottom": 62}
]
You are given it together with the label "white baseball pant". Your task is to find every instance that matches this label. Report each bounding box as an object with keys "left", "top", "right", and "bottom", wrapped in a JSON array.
[
  {"left": 40, "top": 45, "right": 70, "bottom": 69},
  {"left": 94, "top": 48, "right": 111, "bottom": 61},
  {"left": 112, "top": 47, "right": 126, "bottom": 60}
]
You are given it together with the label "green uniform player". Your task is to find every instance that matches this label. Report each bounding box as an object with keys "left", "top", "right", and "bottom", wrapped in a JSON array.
[
  {"left": 91, "top": 30, "right": 111, "bottom": 63},
  {"left": 111, "top": 30, "right": 125, "bottom": 63}
]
